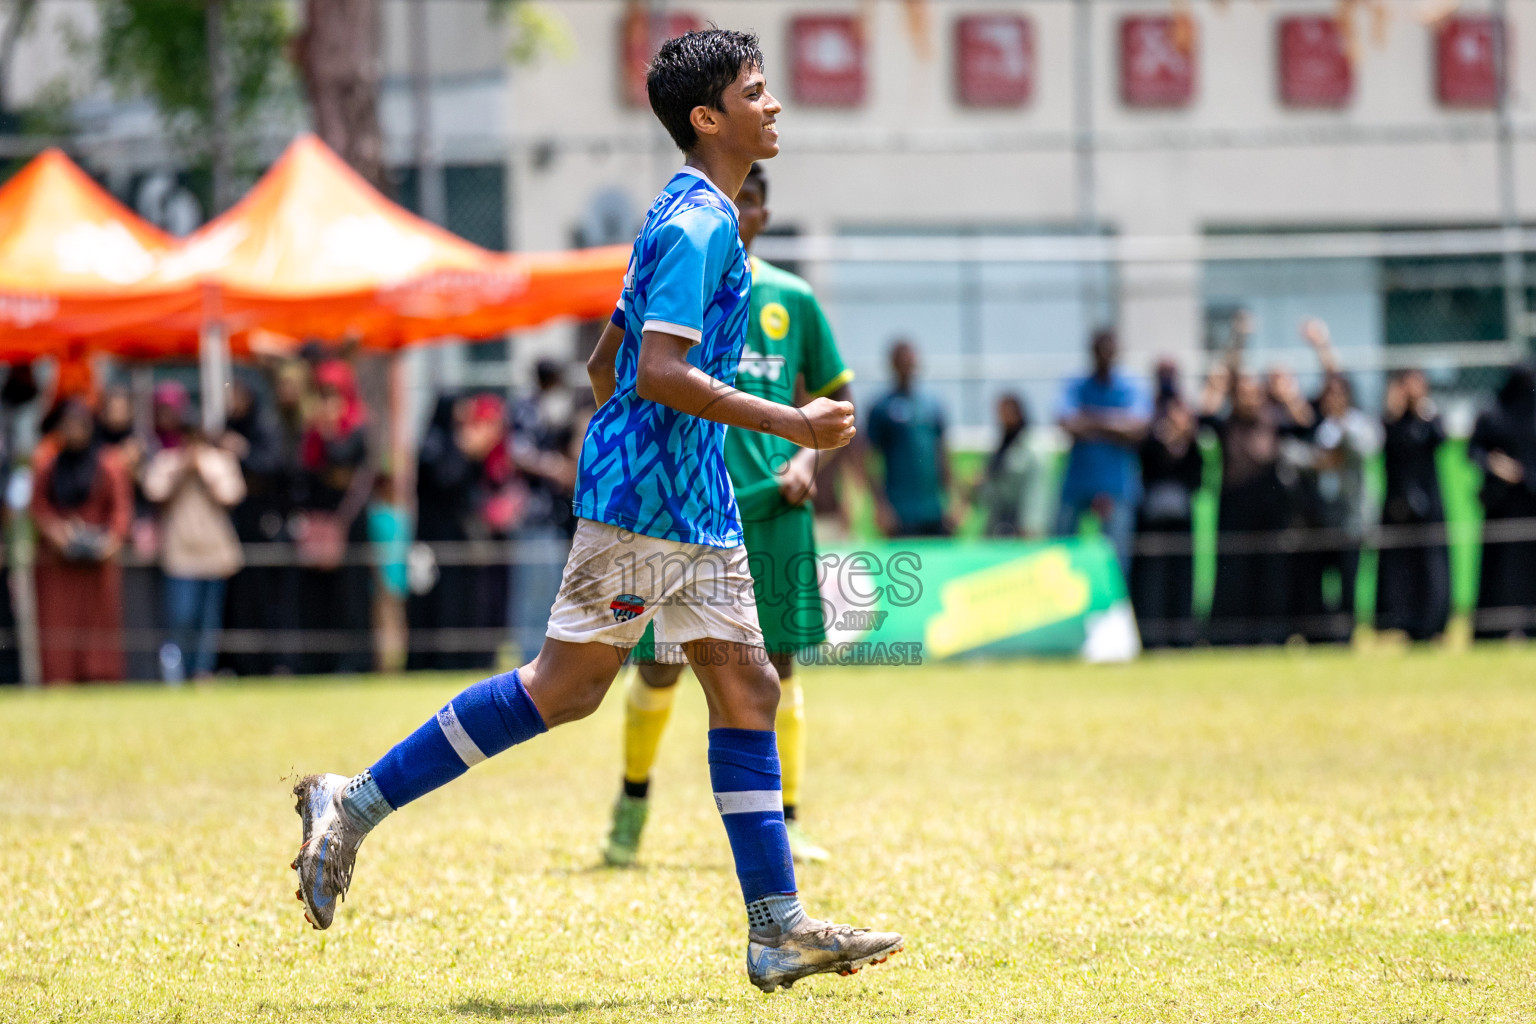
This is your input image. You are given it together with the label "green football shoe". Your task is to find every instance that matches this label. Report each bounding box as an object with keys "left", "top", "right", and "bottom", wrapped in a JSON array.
[
  {"left": 602, "top": 792, "right": 649, "bottom": 867},
  {"left": 785, "top": 820, "right": 829, "bottom": 864}
]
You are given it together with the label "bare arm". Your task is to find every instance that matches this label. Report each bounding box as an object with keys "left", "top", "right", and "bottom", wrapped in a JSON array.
[
  {"left": 1225, "top": 310, "right": 1253, "bottom": 376},
  {"left": 514, "top": 445, "right": 578, "bottom": 493},
  {"left": 1301, "top": 318, "right": 1341, "bottom": 376},
  {"left": 1271, "top": 374, "right": 1316, "bottom": 429},
  {"left": 141, "top": 448, "right": 191, "bottom": 504},
  {"left": 777, "top": 382, "right": 860, "bottom": 503},
  {"left": 193, "top": 446, "right": 246, "bottom": 507},
  {"left": 586, "top": 319, "right": 624, "bottom": 408},
  {"left": 1067, "top": 411, "right": 1148, "bottom": 447},
  {"left": 1105, "top": 414, "right": 1150, "bottom": 446},
  {"left": 1201, "top": 364, "right": 1232, "bottom": 417},
  {"left": 636, "top": 330, "right": 854, "bottom": 450},
  {"left": 808, "top": 383, "right": 854, "bottom": 467}
]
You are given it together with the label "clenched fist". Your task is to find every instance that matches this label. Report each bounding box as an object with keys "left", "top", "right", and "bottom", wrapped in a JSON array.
[{"left": 795, "top": 397, "right": 857, "bottom": 451}]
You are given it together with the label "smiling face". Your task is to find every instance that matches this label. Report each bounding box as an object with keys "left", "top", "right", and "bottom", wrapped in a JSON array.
[{"left": 692, "top": 63, "right": 780, "bottom": 163}]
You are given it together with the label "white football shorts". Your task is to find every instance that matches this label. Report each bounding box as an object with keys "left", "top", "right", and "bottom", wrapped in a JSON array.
[{"left": 545, "top": 518, "right": 764, "bottom": 664}]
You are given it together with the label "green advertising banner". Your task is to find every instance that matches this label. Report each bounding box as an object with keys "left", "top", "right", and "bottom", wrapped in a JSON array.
[{"left": 813, "top": 536, "right": 1139, "bottom": 664}]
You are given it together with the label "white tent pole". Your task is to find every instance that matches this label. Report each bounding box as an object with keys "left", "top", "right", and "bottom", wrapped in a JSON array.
[
  {"left": 198, "top": 285, "right": 228, "bottom": 436},
  {"left": 12, "top": 509, "right": 40, "bottom": 689}
]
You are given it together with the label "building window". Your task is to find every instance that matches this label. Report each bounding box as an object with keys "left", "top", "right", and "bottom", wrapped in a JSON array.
[
  {"left": 822, "top": 227, "right": 1116, "bottom": 434},
  {"left": 392, "top": 163, "right": 507, "bottom": 251}
]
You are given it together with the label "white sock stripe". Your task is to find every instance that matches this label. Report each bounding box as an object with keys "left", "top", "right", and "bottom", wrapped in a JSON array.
[
  {"left": 713, "top": 790, "right": 783, "bottom": 815},
  {"left": 437, "top": 704, "right": 487, "bottom": 767}
]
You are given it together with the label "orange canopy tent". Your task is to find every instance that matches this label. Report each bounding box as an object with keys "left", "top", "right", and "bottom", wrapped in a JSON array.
[
  {"left": 0, "top": 137, "right": 626, "bottom": 358},
  {"left": 148, "top": 135, "right": 626, "bottom": 352},
  {"left": 0, "top": 149, "right": 199, "bottom": 361}
]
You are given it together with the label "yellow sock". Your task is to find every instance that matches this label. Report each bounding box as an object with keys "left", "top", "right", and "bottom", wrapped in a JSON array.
[
  {"left": 776, "top": 675, "right": 806, "bottom": 812},
  {"left": 623, "top": 667, "right": 678, "bottom": 787}
]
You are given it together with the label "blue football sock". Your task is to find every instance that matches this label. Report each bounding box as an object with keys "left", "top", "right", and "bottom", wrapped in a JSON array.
[
  {"left": 708, "top": 728, "right": 803, "bottom": 934},
  {"left": 368, "top": 669, "right": 547, "bottom": 811}
]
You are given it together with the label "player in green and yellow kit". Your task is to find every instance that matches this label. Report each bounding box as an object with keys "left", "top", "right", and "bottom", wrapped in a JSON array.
[{"left": 603, "top": 162, "right": 853, "bottom": 867}]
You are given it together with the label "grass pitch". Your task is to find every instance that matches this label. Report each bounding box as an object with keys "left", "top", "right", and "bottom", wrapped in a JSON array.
[{"left": 4, "top": 649, "right": 1536, "bottom": 1022}]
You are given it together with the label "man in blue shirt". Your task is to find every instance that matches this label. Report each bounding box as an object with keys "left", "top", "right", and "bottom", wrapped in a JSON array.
[
  {"left": 287, "top": 29, "right": 901, "bottom": 994},
  {"left": 1055, "top": 328, "right": 1150, "bottom": 572},
  {"left": 868, "top": 340, "right": 952, "bottom": 536}
]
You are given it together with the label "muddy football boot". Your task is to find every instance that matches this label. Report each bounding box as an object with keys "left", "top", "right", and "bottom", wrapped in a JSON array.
[
  {"left": 747, "top": 919, "right": 903, "bottom": 993},
  {"left": 602, "top": 792, "right": 649, "bottom": 867},
  {"left": 290, "top": 773, "right": 367, "bottom": 930}
]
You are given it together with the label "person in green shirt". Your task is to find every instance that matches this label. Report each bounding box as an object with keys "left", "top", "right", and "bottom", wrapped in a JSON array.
[{"left": 602, "top": 163, "right": 854, "bottom": 867}]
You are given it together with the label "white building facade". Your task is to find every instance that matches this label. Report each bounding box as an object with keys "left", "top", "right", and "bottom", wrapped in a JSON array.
[
  {"left": 3, "top": 0, "right": 1533, "bottom": 437},
  {"left": 504, "top": 0, "right": 1536, "bottom": 435}
]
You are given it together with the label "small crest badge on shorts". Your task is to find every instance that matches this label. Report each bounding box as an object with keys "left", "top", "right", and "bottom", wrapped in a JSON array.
[{"left": 610, "top": 593, "right": 646, "bottom": 623}]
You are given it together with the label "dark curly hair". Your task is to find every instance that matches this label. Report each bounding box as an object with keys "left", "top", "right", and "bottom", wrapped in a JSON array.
[{"left": 647, "top": 28, "right": 764, "bottom": 153}]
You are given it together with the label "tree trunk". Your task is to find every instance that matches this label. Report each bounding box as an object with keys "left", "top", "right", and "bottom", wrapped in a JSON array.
[
  {"left": 206, "top": 0, "right": 234, "bottom": 213},
  {"left": 0, "top": 0, "right": 39, "bottom": 114},
  {"left": 294, "top": 0, "right": 387, "bottom": 190}
]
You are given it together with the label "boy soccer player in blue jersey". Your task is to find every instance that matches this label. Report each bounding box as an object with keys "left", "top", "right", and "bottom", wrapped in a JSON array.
[
  {"left": 604, "top": 163, "right": 853, "bottom": 869},
  {"left": 289, "top": 29, "right": 903, "bottom": 993}
]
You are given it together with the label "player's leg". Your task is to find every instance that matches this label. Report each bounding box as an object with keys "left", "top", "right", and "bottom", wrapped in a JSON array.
[
  {"left": 603, "top": 625, "right": 686, "bottom": 866},
  {"left": 772, "top": 654, "right": 827, "bottom": 864},
  {"left": 664, "top": 539, "right": 900, "bottom": 991},
  {"left": 626, "top": 662, "right": 685, "bottom": 788},
  {"left": 747, "top": 512, "right": 830, "bottom": 863},
  {"left": 773, "top": 654, "right": 803, "bottom": 819},
  {"left": 291, "top": 518, "right": 647, "bottom": 930},
  {"left": 683, "top": 638, "right": 902, "bottom": 992},
  {"left": 291, "top": 636, "right": 625, "bottom": 929}
]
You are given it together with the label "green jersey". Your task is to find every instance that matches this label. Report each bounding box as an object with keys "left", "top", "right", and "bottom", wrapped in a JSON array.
[
  {"left": 636, "top": 258, "right": 850, "bottom": 661},
  {"left": 726, "top": 256, "right": 852, "bottom": 523}
]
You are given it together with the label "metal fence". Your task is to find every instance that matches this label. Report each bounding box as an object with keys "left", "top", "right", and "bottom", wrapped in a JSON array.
[{"left": 7, "top": 220, "right": 1536, "bottom": 683}]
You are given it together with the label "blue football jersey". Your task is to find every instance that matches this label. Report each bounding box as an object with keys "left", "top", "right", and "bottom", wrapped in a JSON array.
[{"left": 572, "top": 167, "right": 752, "bottom": 548}]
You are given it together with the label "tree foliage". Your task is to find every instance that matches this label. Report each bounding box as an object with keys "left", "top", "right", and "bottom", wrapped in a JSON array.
[
  {"left": 96, "top": 0, "right": 288, "bottom": 139},
  {"left": 490, "top": 0, "right": 574, "bottom": 66}
]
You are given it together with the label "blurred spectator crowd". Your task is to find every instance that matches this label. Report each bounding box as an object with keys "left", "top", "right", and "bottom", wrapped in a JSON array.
[
  {"left": 863, "top": 316, "right": 1536, "bottom": 651},
  {"left": 8, "top": 312, "right": 1536, "bottom": 684},
  {"left": 2, "top": 349, "right": 592, "bottom": 685}
]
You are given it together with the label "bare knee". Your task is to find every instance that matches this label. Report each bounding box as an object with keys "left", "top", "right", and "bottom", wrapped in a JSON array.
[
  {"left": 746, "top": 667, "right": 781, "bottom": 723},
  {"left": 690, "top": 645, "right": 780, "bottom": 731},
  {"left": 522, "top": 643, "right": 623, "bottom": 727},
  {"left": 559, "top": 677, "right": 611, "bottom": 723},
  {"left": 638, "top": 662, "right": 686, "bottom": 689}
]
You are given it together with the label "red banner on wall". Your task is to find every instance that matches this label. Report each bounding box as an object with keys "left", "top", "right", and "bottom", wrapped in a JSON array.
[
  {"left": 955, "top": 14, "right": 1034, "bottom": 107},
  {"left": 1279, "top": 16, "right": 1352, "bottom": 107},
  {"left": 1121, "top": 15, "right": 1197, "bottom": 107},
  {"left": 1437, "top": 16, "right": 1506, "bottom": 108},
  {"left": 791, "top": 15, "right": 866, "bottom": 106},
  {"left": 620, "top": 9, "right": 702, "bottom": 108}
]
